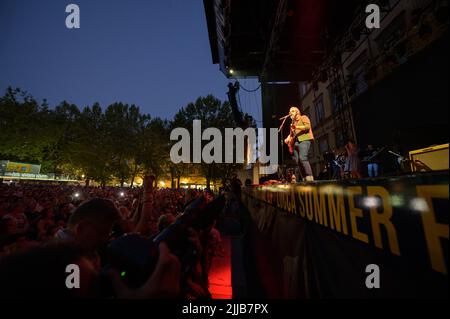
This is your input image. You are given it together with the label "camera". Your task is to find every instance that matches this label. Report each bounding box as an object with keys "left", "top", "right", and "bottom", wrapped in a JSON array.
[{"left": 102, "top": 194, "right": 225, "bottom": 291}]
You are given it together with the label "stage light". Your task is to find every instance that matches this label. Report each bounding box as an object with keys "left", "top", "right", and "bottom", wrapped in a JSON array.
[
  {"left": 410, "top": 198, "right": 429, "bottom": 212},
  {"left": 81, "top": 174, "right": 85, "bottom": 178},
  {"left": 363, "top": 196, "right": 381, "bottom": 208},
  {"left": 390, "top": 195, "right": 405, "bottom": 207},
  {"left": 229, "top": 69, "right": 234, "bottom": 75},
  {"left": 119, "top": 191, "right": 125, "bottom": 197},
  {"left": 74, "top": 192, "right": 80, "bottom": 198}
]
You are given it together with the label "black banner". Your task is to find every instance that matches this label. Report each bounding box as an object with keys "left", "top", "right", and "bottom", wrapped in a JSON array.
[{"left": 242, "top": 172, "right": 449, "bottom": 298}]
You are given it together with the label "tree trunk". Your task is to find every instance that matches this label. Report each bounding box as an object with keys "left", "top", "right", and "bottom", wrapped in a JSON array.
[
  {"left": 130, "top": 164, "right": 138, "bottom": 188},
  {"left": 206, "top": 166, "right": 212, "bottom": 189},
  {"left": 177, "top": 176, "right": 180, "bottom": 189}
]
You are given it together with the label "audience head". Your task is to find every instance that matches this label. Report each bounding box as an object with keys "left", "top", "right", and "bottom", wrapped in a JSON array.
[{"left": 67, "top": 198, "right": 121, "bottom": 251}]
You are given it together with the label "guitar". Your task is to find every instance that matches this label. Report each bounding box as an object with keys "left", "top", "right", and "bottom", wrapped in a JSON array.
[
  {"left": 333, "top": 155, "right": 346, "bottom": 169},
  {"left": 388, "top": 150, "right": 406, "bottom": 165},
  {"left": 284, "top": 119, "right": 304, "bottom": 154},
  {"left": 362, "top": 146, "right": 386, "bottom": 162},
  {"left": 284, "top": 123, "right": 301, "bottom": 154}
]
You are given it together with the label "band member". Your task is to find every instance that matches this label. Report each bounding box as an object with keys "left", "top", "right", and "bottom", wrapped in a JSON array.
[
  {"left": 330, "top": 148, "right": 345, "bottom": 180},
  {"left": 362, "top": 144, "right": 381, "bottom": 177},
  {"left": 344, "top": 139, "right": 362, "bottom": 179},
  {"left": 284, "top": 107, "right": 315, "bottom": 181}
]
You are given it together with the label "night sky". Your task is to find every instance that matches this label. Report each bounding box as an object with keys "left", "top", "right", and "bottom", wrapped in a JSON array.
[{"left": 0, "top": 0, "right": 262, "bottom": 122}]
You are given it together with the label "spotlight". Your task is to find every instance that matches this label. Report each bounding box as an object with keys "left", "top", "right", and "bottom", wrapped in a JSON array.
[
  {"left": 74, "top": 192, "right": 80, "bottom": 198},
  {"left": 229, "top": 69, "right": 234, "bottom": 75},
  {"left": 119, "top": 191, "right": 125, "bottom": 197},
  {"left": 362, "top": 196, "right": 381, "bottom": 209}
]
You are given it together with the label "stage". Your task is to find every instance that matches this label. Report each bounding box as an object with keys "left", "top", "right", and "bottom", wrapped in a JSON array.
[{"left": 239, "top": 172, "right": 449, "bottom": 298}]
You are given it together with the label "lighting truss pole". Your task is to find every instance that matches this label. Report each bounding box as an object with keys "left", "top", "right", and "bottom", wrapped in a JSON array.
[{"left": 260, "top": 0, "right": 288, "bottom": 81}]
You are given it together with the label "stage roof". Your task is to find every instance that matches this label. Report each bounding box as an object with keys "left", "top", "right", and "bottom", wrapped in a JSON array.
[{"left": 204, "top": 0, "right": 363, "bottom": 82}]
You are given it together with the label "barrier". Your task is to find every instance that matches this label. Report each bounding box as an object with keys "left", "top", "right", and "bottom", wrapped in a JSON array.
[{"left": 241, "top": 172, "right": 449, "bottom": 298}]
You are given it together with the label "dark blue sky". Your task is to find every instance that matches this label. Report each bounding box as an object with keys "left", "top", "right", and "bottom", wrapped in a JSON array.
[{"left": 0, "top": 0, "right": 261, "bottom": 121}]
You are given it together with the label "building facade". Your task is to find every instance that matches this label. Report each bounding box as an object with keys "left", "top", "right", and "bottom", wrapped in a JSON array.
[{"left": 297, "top": 0, "right": 448, "bottom": 176}]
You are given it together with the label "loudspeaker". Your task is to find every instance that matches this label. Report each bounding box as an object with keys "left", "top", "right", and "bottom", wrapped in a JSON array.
[{"left": 409, "top": 143, "right": 449, "bottom": 172}]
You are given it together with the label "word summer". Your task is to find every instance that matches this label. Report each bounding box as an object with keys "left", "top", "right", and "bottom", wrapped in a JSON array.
[
  {"left": 249, "top": 184, "right": 449, "bottom": 275},
  {"left": 170, "top": 120, "right": 278, "bottom": 174}
]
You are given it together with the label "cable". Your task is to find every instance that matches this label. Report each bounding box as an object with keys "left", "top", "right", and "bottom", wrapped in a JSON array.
[
  {"left": 252, "top": 89, "right": 262, "bottom": 126},
  {"left": 231, "top": 76, "right": 261, "bottom": 92},
  {"left": 237, "top": 91, "right": 243, "bottom": 113},
  {"left": 240, "top": 83, "right": 261, "bottom": 93}
]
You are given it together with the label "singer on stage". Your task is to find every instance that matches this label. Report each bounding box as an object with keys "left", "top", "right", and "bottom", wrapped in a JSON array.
[{"left": 284, "top": 107, "right": 315, "bottom": 182}]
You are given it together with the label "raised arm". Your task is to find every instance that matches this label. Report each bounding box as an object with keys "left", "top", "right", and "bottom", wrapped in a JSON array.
[{"left": 134, "top": 175, "right": 156, "bottom": 235}]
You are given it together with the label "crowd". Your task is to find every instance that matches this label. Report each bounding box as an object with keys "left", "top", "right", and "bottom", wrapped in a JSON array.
[{"left": 0, "top": 177, "right": 241, "bottom": 298}]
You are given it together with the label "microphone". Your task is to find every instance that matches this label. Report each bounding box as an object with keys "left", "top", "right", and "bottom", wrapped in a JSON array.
[{"left": 279, "top": 114, "right": 290, "bottom": 120}]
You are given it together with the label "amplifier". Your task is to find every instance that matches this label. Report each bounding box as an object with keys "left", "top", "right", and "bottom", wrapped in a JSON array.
[{"left": 409, "top": 143, "right": 449, "bottom": 172}]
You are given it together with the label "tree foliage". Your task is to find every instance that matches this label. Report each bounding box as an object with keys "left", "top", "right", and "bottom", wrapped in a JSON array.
[
  {"left": 0, "top": 88, "right": 243, "bottom": 187},
  {"left": 172, "top": 95, "right": 244, "bottom": 188}
]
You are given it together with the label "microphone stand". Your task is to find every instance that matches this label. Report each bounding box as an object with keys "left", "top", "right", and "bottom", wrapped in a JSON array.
[{"left": 278, "top": 116, "right": 289, "bottom": 181}]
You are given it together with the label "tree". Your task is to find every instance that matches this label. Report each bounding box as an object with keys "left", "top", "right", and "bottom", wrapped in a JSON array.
[
  {"left": 0, "top": 87, "right": 49, "bottom": 163},
  {"left": 69, "top": 103, "right": 113, "bottom": 185},
  {"left": 1, "top": 88, "right": 250, "bottom": 188},
  {"left": 40, "top": 101, "right": 81, "bottom": 174},
  {"left": 171, "top": 95, "right": 244, "bottom": 188},
  {"left": 135, "top": 117, "right": 171, "bottom": 183}
]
